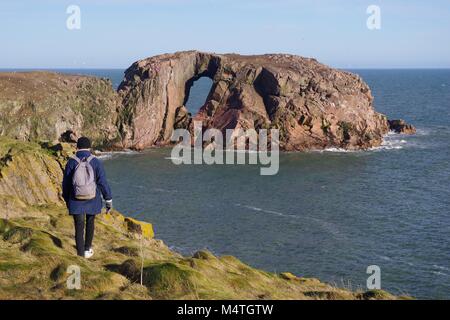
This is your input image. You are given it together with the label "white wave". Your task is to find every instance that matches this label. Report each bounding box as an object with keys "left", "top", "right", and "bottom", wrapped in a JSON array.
[
  {"left": 315, "top": 132, "right": 410, "bottom": 153},
  {"left": 235, "top": 203, "right": 344, "bottom": 239},
  {"left": 235, "top": 204, "right": 302, "bottom": 219},
  {"left": 97, "top": 154, "right": 112, "bottom": 160},
  {"left": 376, "top": 255, "right": 392, "bottom": 261},
  {"left": 432, "top": 271, "right": 448, "bottom": 277},
  {"left": 235, "top": 203, "right": 296, "bottom": 218},
  {"left": 374, "top": 140, "right": 406, "bottom": 151},
  {"left": 433, "top": 264, "right": 450, "bottom": 271},
  {"left": 321, "top": 147, "right": 355, "bottom": 153},
  {"left": 415, "top": 128, "right": 431, "bottom": 136},
  {"left": 96, "top": 149, "right": 139, "bottom": 160},
  {"left": 152, "top": 187, "right": 178, "bottom": 193},
  {"left": 368, "top": 132, "right": 411, "bottom": 151}
]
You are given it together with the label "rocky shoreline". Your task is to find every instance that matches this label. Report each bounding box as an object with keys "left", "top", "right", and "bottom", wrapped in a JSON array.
[
  {"left": 0, "top": 51, "right": 415, "bottom": 152},
  {"left": 0, "top": 137, "right": 408, "bottom": 299}
]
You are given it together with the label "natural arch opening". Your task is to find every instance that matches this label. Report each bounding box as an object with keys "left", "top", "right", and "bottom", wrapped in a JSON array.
[
  {"left": 184, "top": 76, "right": 214, "bottom": 115},
  {"left": 173, "top": 75, "right": 214, "bottom": 131}
]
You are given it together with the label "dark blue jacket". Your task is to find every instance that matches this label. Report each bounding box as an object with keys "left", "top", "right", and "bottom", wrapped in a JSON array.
[{"left": 62, "top": 150, "right": 112, "bottom": 215}]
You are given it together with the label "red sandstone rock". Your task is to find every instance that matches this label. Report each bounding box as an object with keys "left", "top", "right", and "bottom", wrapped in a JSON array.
[{"left": 117, "top": 51, "right": 397, "bottom": 151}]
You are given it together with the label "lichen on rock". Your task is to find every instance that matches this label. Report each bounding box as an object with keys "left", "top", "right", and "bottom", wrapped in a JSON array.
[{"left": 0, "top": 138, "right": 66, "bottom": 209}]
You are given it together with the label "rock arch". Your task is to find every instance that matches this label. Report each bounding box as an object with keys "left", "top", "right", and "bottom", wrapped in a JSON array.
[{"left": 117, "top": 51, "right": 390, "bottom": 151}]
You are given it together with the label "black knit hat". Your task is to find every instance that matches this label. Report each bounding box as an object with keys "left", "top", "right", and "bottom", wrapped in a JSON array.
[{"left": 76, "top": 137, "right": 91, "bottom": 149}]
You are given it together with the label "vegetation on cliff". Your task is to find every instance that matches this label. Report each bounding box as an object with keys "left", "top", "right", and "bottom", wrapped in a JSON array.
[
  {"left": 0, "top": 137, "right": 404, "bottom": 300},
  {"left": 0, "top": 72, "right": 120, "bottom": 148}
]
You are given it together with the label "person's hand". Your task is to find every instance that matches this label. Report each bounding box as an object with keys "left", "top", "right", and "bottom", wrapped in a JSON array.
[{"left": 105, "top": 199, "right": 113, "bottom": 213}]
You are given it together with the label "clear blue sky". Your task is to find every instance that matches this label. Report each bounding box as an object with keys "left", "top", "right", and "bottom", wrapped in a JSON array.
[{"left": 1, "top": 0, "right": 449, "bottom": 68}]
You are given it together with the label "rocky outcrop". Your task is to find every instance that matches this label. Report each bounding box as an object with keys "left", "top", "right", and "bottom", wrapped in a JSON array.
[
  {"left": 0, "top": 138, "right": 68, "bottom": 210},
  {"left": 0, "top": 72, "right": 120, "bottom": 148},
  {"left": 117, "top": 51, "right": 408, "bottom": 151},
  {"left": 388, "top": 119, "right": 417, "bottom": 134}
]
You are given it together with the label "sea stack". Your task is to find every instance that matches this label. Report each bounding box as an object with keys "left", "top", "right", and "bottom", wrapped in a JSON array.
[{"left": 117, "top": 51, "right": 413, "bottom": 151}]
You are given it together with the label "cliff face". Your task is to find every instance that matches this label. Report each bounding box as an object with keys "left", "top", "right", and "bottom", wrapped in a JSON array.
[
  {"left": 0, "top": 138, "right": 66, "bottom": 210},
  {"left": 0, "top": 72, "right": 120, "bottom": 148},
  {"left": 117, "top": 51, "right": 391, "bottom": 150},
  {"left": 0, "top": 138, "right": 401, "bottom": 300}
]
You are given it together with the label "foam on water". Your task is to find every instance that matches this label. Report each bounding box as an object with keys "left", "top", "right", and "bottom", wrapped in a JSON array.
[
  {"left": 373, "top": 132, "right": 409, "bottom": 151},
  {"left": 376, "top": 255, "right": 393, "bottom": 261},
  {"left": 432, "top": 271, "right": 448, "bottom": 277},
  {"left": 235, "top": 203, "right": 297, "bottom": 219},
  {"left": 97, "top": 150, "right": 138, "bottom": 160},
  {"left": 433, "top": 265, "right": 450, "bottom": 271},
  {"left": 236, "top": 204, "right": 344, "bottom": 240},
  {"left": 314, "top": 132, "right": 413, "bottom": 153}
]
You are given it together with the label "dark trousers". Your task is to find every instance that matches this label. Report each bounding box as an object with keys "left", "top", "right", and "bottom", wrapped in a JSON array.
[{"left": 73, "top": 214, "right": 96, "bottom": 256}]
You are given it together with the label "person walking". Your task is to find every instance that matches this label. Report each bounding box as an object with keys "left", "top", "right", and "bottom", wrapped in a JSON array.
[{"left": 62, "top": 137, "right": 112, "bottom": 258}]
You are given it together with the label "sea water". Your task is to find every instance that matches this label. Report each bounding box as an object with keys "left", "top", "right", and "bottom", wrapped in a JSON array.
[
  {"left": 105, "top": 69, "right": 450, "bottom": 299},
  {"left": 7, "top": 68, "right": 448, "bottom": 298}
]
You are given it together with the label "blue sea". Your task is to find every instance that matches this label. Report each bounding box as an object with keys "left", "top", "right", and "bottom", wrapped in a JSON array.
[{"left": 5, "top": 68, "right": 449, "bottom": 299}]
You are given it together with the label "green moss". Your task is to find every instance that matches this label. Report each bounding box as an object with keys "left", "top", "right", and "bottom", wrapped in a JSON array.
[
  {"left": 0, "top": 218, "right": 11, "bottom": 233},
  {"left": 192, "top": 250, "right": 216, "bottom": 260},
  {"left": 144, "top": 262, "right": 199, "bottom": 298},
  {"left": 338, "top": 121, "right": 353, "bottom": 141},
  {"left": 21, "top": 231, "right": 63, "bottom": 256},
  {"left": 112, "top": 246, "right": 140, "bottom": 257},
  {"left": 280, "top": 272, "right": 299, "bottom": 280},
  {"left": 0, "top": 261, "right": 30, "bottom": 271},
  {"left": 321, "top": 118, "right": 331, "bottom": 134},
  {"left": 0, "top": 137, "right": 41, "bottom": 156},
  {"left": 106, "top": 259, "right": 141, "bottom": 282},
  {"left": 3, "top": 226, "right": 34, "bottom": 244}
]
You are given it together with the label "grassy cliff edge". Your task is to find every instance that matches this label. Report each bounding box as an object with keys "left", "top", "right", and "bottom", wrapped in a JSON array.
[{"left": 0, "top": 138, "right": 403, "bottom": 300}]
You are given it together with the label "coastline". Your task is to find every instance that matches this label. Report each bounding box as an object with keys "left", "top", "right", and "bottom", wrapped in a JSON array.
[{"left": 0, "top": 137, "right": 404, "bottom": 300}]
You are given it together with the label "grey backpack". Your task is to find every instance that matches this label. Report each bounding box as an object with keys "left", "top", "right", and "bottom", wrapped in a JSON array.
[{"left": 72, "top": 155, "right": 97, "bottom": 200}]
